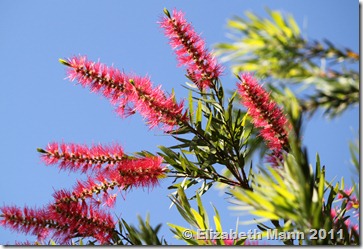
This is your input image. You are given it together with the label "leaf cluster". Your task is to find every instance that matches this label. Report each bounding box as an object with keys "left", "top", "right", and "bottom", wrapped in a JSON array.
[
  {"left": 110, "top": 214, "right": 168, "bottom": 245},
  {"left": 159, "top": 81, "right": 253, "bottom": 196},
  {"left": 168, "top": 187, "right": 246, "bottom": 245},
  {"left": 215, "top": 8, "right": 359, "bottom": 118},
  {"left": 230, "top": 134, "right": 359, "bottom": 245}
]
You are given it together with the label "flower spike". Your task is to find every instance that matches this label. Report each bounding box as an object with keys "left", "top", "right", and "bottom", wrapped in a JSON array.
[
  {"left": 48, "top": 202, "right": 115, "bottom": 244},
  {"left": 52, "top": 155, "right": 166, "bottom": 207},
  {"left": 0, "top": 206, "right": 54, "bottom": 242},
  {"left": 38, "top": 142, "right": 125, "bottom": 173},
  {"left": 160, "top": 9, "right": 223, "bottom": 90},
  {"left": 0, "top": 204, "right": 115, "bottom": 244},
  {"left": 237, "top": 73, "right": 290, "bottom": 164},
  {"left": 124, "top": 76, "right": 188, "bottom": 130},
  {"left": 61, "top": 56, "right": 187, "bottom": 130},
  {"left": 64, "top": 56, "right": 129, "bottom": 105}
]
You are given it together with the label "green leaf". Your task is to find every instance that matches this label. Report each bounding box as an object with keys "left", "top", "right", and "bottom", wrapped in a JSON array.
[
  {"left": 212, "top": 204, "right": 223, "bottom": 233},
  {"left": 196, "top": 100, "right": 202, "bottom": 124},
  {"left": 270, "top": 10, "right": 285, "bottom": 28},
  {"left": 196, "top": 192, "right": 209, "bottom": 228},
  {"left": 191, "top": 208, "right": 206, "bottom": 229},
  {"left": 250, "top": 210, "right": 280, "bottom": 220},
  {"left": 287, "top": 14, "right": 300, "bottom": 35},
  {"left": 168, "top": 224, "right": 198, "bottom": 245},
  {"left": 205, "top": 113, "right": 213, "bottom": 133},
  {"left": 188, "top": 90, "right": 194, "bottom": 123},
  {"left": 168, "top": 125, "right": 191, "bottom": 135},
  {"left": 177, "top": 187, "right": 192, "bottom": 211},
  {"left": 58, "top": 58, "right": 71, "bottom": 66}
]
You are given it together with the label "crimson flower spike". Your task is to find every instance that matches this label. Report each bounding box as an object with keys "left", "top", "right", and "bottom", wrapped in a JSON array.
[
  {"left": 124, "top": 75, "right": 188, "bottom": 130},
  {"left": 237, "top": 73, "right": 290, "bottom": 165},
  {"left": 0, "top": 204, "right": 115, "bottom": 245},
  {"left": 48, "top": 202, "right": 115, "bottom": 244},
  {"left": 159, "top": 8, "right": 223, "bottom": 90},
  {"left": 0, "top": 205, "right": 54, "bottom": 242},
  {"left": 60, "top": 56, "right": 188, "bottom": 130},
  {"left": 37, "top": 142, "right": 125, "bottom": 173},
  {"left": 53, "top": 156, "right": 166, "bottom": 208}
]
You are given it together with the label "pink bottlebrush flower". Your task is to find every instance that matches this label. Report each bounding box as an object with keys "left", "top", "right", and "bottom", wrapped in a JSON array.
[
  {"left": 5, "top": 155, "right": 164, "bottom": 243},
  {"left": 49, "top": 202, "right": 115, "bottom": 244},
  {"left": 61, "top": 56, "right": 129, "bottom": 105},
  {"left": 38, "top": 142, "right": 125, "bottom": 173},
  {"left": 0, "top": 205, "right": 73, "bottom": 243},
  {"left": 53, "top": 156, "right": 166, "bottom": 207},
  {"left": 237, "top": 73, "right": 290, "bottom": 163},
  {"left": 122, "top": 75, "right": 188, "bottom": 130},
  {"left": 159, "top": 9, "right": 223, "bottom": 90},
  {"left": 53, "top": 175, "right": 121, "bottom": 208},
  {"left": 116, "top": 155, "right": 166, "bottom": 187},
  {"left": 61, "top": 56, "right": 188, "bottom": 130},
  {"left": 1, "top": 206, "right": 50, "bottom": 239}
]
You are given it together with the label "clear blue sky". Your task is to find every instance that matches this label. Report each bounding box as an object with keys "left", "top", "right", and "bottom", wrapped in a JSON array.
[{"left": 0, "top": 0, "right": 358, "bottom": 245}]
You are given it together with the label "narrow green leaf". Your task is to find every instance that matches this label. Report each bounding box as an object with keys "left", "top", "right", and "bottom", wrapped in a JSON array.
[
  {"left": 177, "top": 187, "right": 191, "bottom": 210},
  {"left": 205, "top": 113, "right": 213, "bottom": 133},
  {"left": 315, "top": 153, "right": 321, "bottom": 177},
  {"left": 287, "top": 14, "right": 300, "bottom": 35},
  {"left": 196, "top": 193, "right": 209, "bottom": 228},
  {"left": 210, "top": 204, "right": 222, "bottom": 234},
  {"left": 191, "top": 208, "right": 206, "bottom": 229},
  {"left": 270, "top": 10, "right": 285, "bottom": 29},
  {"left": 196, "top": 100, "right": 202, "bottom": 124},
  {"left": 58, "top": 58, "right": 71, "bottom": 66},
  {"left": 168, "top": 224, "right": 198, "bottom": 245},
  {"left": 188, "top": 90, "right": 194, "bottom": 123},
  {"left": 171, "top": 197, "right": 197, "bottom": 228},
  {"left": 318, "top": 166, "right": 325, "bottom": 202},
  {"left": 250, "top": 210, "right": 280, "bottom": 220}
]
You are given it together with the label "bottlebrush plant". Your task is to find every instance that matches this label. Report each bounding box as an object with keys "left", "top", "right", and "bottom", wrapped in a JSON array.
[{"left": 0, "top": 8, "right": 359, "bottom": 245}]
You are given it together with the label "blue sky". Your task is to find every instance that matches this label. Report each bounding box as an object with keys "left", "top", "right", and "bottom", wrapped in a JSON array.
[{"left": 0, "top": 0, "right": 359, "bottom": 245}]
